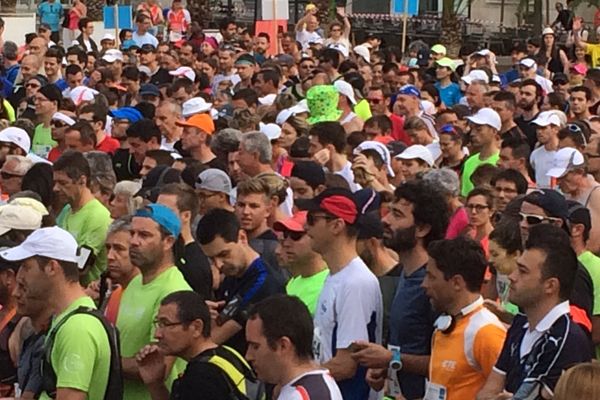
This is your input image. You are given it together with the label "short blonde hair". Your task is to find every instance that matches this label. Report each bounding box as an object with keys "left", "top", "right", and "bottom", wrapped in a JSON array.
[{"left": 554, "top": 362, "right": 600, "bottom": 400}]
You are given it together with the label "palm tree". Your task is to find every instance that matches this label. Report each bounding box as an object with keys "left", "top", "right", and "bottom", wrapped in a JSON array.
[
  {"left": 188, "top": 0, "right": 212, "bottom": 28},
  {"left": 0, "top": 0, "right": 16, "bottom": 13},
  {"left": 87, "top": 0, "right": 105, "bottom": 21},
  {"left": 440, "top": 0, "right": 469, "bottom": 57}
]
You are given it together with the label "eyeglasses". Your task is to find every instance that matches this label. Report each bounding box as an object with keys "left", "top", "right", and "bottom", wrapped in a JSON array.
[
  {"left": 519, "top": 212, "right": 561, "bottom": 225},
  {"left": 153, "top": 319, "right": 186, "bottom": 329},
  {"left": 25, "top": 83, "right": 41, "bottom": 89},
  {"left": 306, "top": 213, "right": 336, "bottom": 226},
  {"left": 51, "top": 121, "right": 67, "bottom": 128},
  {"left": 282, "top": 230, "right": 306, "bottom": 241},
  {"left": 0, "top": 171, "right": 22, "bottom": 180},
  {"left": 466, "top": 204, "right": 490, "bottom": 213},
  {"left": 367, "top": 98, "right": 383, "bottom": 104},
  {"left": 567, "top": 123, "right": 588, "bottom": 146}
]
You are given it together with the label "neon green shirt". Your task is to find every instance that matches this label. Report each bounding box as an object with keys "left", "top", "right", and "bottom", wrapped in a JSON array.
[
  {"left": 354, "top": 99, "right": 372, "bottom": 122},
  {"left": 578, "top": 250, "right": 600, "bottom": 358},
  {"left": 56, "top": 199, "right": 112, "bottom": 285},
  {"left": 32, "top": 124, "right": 57, "bottom": 159},
  {"left": 117, "top": 267, "right": 192, "bottom": 400},
  {"left": 40, "top": 296, "right": 110, "bottom": 400},
  {"left": 585, "top": 43, "right": 600, "bottom": 68},
  {"left": 460, "top": 151, "right": 500, "bottom": 197},
  {"left": 286, "top": 268, "right": 329, "bottom": 316},
  {"left": 3, "top": 100, "right": 15, "bottom": 122}
]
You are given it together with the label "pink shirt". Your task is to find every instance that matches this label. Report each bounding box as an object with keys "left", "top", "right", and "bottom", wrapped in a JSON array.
[{"left": 445, "top": 206, "right": 469, "bottom": 239}]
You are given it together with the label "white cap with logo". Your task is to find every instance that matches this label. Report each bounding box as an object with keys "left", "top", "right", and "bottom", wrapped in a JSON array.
[
  {"left": 0, "top": 127, "right": 31, "bottom": 153},
  {"left": 546, "top": 147, "right": 586, "bottom": 178},
  {"left": 0, "top": 226, "right": 78, "bottom": 263},
  {"left": 532, "top": 111, "right": 561, "bottom": 127},
  {"left": 466, "top": 108, "right": 502, "bottom": 131},
  {"left": 395, "top": 144, "right": 435, "bottom": 167}
]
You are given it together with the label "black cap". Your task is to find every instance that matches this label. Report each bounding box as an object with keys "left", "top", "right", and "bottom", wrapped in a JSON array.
[
  {"left": 567, "top": 200, "right": 591, "bottom": 232},
  {"left": 136, "top": 166, "right": 181, "bottom": 201},
  {"left": 523, "top": 189, "right": 568, "bottom": 220},
  {"left": 291, "top": 161, "right": 325, "bottom": 189},
  {"left": 140, "top": 44, "right": 157, "bottom": 53},
  {"left": 357, "top": 211, "right": 384, "bottom": 240},
  {"left": 39, "top": 84, "right": 63, "bottom": 104},
  {"left": 552, "top": 72, "right": 568, "bottom": 85}
]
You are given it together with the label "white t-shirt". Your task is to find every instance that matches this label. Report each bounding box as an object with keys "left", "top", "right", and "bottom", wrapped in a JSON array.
[
  {"left": 132, "top": 31, "right": 159, "bottom": 47},
  {"left": 530, "top": 146, "right": 557, "bottom": 188},
  {"left": 334, "top": 161, "right": 361, "bottom": 192},
  {"left": 296, "top": 29, "right": 322, "bottom": 50},
  {"left": 278, "top": 370, "right": 343, "bottom": 400},
  {"left": 313, "top": 256, "right": 383, "bottom": 364}
]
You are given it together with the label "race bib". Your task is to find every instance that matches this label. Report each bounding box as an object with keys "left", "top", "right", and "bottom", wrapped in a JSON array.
[
  {"left": 312, "top": 326, "right": 322, "bottom": 361},
  {"left": 424, "top": 382, "right": 447, "bottom": 400}
]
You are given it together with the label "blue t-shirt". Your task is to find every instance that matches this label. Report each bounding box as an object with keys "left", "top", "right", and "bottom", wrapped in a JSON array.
[
  {"left": 38, "top": 1, "right": 63, "bottom": 32},
  {"left": 388, "top": 265, "right": 436, "bottom": 399},
  {"left": 435, "top": 81, "right": 462, "bottom": 108},
  {"left": 132, "top": 31, "right": 159, "bottom": 47}
]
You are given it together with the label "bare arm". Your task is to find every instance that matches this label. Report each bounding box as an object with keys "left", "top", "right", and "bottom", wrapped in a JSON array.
[
  {"left": 123, "top": 355, "right": 176, "bottom": 381},
  {"left": 295, "top": 15, "right": 308, "bottom": 33},
  {"left": 587, "top": 191, "right": 600, "bottom": 254},
  {"left": 210, "top": 319, "right": 242, "bottom": 345},
  {"left": 476, "top": 370, "right": 507, "bottom": 400},
  {"left": 323, "top": 348, "right": 358, "bottom": 381},
  {"left": 399, "top": 354, "right": 430, "bottom": 376},
  {"left": 559, "top": 49, "right": 571, "bottom": 74},
  {"left": 573, "top": 17, "right": 588, "bottom": 49}
]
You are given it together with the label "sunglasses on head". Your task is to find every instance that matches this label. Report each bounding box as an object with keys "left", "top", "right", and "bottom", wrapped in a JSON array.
[
  {"left": 439, "top": 124, "right": 459, "bottom": 135},
  {"left": 567, "top": 123, "right": 588, "bottom": 146},
  {"left": 519, "top": 212, "right": 560, "bottom": 225},
  {"left": 282, "top": 230, "right": 306, "bottom": 241}
]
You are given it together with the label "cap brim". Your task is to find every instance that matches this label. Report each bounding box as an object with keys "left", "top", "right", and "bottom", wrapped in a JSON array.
[
  {"left": 273, "top": 219, "right": 305, "bottom": 233},
  {"left": 294, "top": 198, "right": 321, "bottom": 212},
  {"left": 175, "top": 120, "right": 196, "bottom": 128},
  {"left": 547, "top": 167, "right": 568, "bottom": 178},
  {"left": 0, "top": 244, "right": 34, "bottom": 262}
]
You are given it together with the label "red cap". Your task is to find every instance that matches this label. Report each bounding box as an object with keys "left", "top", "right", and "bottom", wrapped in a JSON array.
[
  {"left": 273, "top": 211, "right": 307, "bottom": 232},
  {"left": 320, "top": 196, "right": 358, "bottom": 224}
]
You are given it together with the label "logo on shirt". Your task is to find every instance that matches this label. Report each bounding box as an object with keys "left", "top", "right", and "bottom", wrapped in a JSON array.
[{"left": 441, "top": 360, "right": 457, "bottom": 371}]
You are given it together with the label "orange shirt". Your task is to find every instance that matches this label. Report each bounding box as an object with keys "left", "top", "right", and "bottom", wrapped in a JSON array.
[{"left": 427, "top": 298, "right": 506, "bottom": 400}]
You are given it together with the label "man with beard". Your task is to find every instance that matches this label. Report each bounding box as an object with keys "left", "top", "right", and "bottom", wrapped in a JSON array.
[
  {"left": 515, "top": 79, "right": 542, "bottom": 150},
  {"left": 54, "top": 151, "right": 111, "bottom": 286},
  {"left": 0, "top": 252, "right": 19, "bottom": 397},
  {"left": 352, "top": 180, "right": 449, "bottom": 400},
  {"left": 110, "top": 107, "right": 144, "bottom": 181},
  {"left": 116, "top": 203, "right": 192, "bottom": 400}
]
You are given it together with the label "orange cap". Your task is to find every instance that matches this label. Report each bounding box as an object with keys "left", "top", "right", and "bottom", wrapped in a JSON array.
[{"left": 175, "top": 113, "right": 215, "bottom": 134}]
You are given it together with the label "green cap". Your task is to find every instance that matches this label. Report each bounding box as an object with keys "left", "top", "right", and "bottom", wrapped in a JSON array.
[{"left": 306, "top": 85, "right": 343, "bottom": 125}]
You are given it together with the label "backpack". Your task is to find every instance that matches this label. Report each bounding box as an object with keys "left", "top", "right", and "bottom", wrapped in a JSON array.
[
  {"left": 195, "top": 346, "right": 265, "bottom": 400},
  {"left": 40, "top": 306, "right": 123, "bottom": 400}
]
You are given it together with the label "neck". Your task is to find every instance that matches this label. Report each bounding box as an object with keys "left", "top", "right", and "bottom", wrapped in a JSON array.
[
  {"left": 522, "top": 106, "right": 539, "bottom": 120},
  {"left": 543, "top": 137, "right": 559, "bottom": 151},
  {"left": 327, "top": 152, "right": 347, "bottom": 173},
  {"left": 524, "top": 297, "right": 563, "bottom": 331},
  {"left": 96, "top": 130, "right": 106, "bottom": 145},
  {"left": 369, "top": 246, "right": 399, "bottom": 277},
  {"left": 141, "top": 258, "right": 174, "bottom": 284},
  {"left": 250, "top": 163, "right": 273, "bottom": 177},
  {"left": 474, "top": 221, "right": 494, "bottom": 240},
  {"left": 31, "top": 308, "right": 53, "bottom": 333},
  {"left": 164, "top": 127, "right": 182, "bottom": 142},
  {"left": 50, "top": 282, "right": 87, "bottom": 315},
  {"left": 116, "top": 269, "right": 140, "bottom": 288},
  {"left": 239, "top": 246, "right": 261, "bottom": 277},
  {"left": 575, "top": 111, "right": 591, "bottom": 120},
  {"left": 191, "top": 145, "right": 215, "bottom": 164},
  {"left": 479, "top": 143, "right": 498, "bottom": 159},
  {"left": 501, "top": 120, "right": 516, "bottom": 132},
  {"left": 447, "top": 292, "right": 481, "bottom": 316},
  {"left": 41, "top": 114, "right": 53, "bottom": 127},
  {"left": 296, "top": 255, "right": 326, "bottom": 278},
  {"left": 572, "top": 239, "right": 587, "bottom": 256},
  {"left": 398, "top": 244, "right": 428, "bottom": 276},
  {"left": 279, "top": 359, "right": 321, "bottom": 388},
  {"left": 247, "top": 223, "right": 269, "bottom": 240},
  {"left": 322, "top": 239, "right": 358, "bottom": 274},
  {"left": 439, "top": 76, "right": 451, "bottom": 85},
  {"left": 183, "top": 339, "right": 218, "bottom": 362},
  {"left": 71, "top": 188, "right": 94, "bottom": 212},
  {"left": 181, "top": 224, "right": 194, "bottom": 245}
]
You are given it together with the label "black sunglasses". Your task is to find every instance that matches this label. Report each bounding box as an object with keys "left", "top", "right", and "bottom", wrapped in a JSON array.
[
  {"left": 282, "top": 230, "right": 306, "bottom": 241},
  {"left": 306, "top": 212, "right": 336, "bottom": 226}
]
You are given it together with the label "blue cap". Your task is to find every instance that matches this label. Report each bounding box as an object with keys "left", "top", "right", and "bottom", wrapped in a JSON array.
[
  {"left": 121, "top": 39, "right": 138, "bottom": 50},
  {"left": 397, "top": 84, "right": 421, "bottom": 98},
  {"left": 134, "top": 204, "right": 181, "bottom": 238},
  {"left": 109, "top": 107, "right": 143, "bottom": 123},
  {"left": 140, "top": 84, "right": 160, "bottom": 97}
]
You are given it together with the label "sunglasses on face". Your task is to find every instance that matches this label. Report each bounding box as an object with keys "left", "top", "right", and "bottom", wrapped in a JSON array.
[
  {"left": 519, "top": 212, "right": 560, "bottom": 225},
  {"left": 51, "top": 121, "right": 67, "bottom": 128},
  {"left": 0, "top": 171, "right": 21, "bottom": 180},
  {"left": 306, "top": 212, "right": 336, "bottom": 226},
  {"left": 25, "top": 83, "right": 41, "bottom": 89},
  {"left": 367, "top": 98, "right": 383, "bottom": 104},
  {"left": 281, "top": 230, "right": 306, "bottom": 241}
]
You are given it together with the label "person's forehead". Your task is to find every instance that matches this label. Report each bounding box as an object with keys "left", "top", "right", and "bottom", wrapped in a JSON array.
[
  {"left": 495, "top": 178, "right": 517, "bottom": 188},
  {"left": 521, "top": 200, "right": 548, "bottom": 216}
]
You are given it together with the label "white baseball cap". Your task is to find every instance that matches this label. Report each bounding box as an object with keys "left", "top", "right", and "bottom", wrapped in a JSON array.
[
  {"left": 258, "top": 93, "right": 277, "bottom": 106},
  {"left": 101, "top": 33, "right": 116, "bottom": 42},
  {"left": 0, "top": 205, "right": 43, "bottom": 236},
  {"left": 461, "top": 69, "right": 490, "bottom": 85},
  {"left": 169, "top": 66, "right": 196, "bottom": 82},
  {"left": 259, "top": 122, "right": 282, "bottom": 141},
  {"left": 353, "top": 140, "right": 395, "bottom": 177},
  {"left": 353, "top": 45, "right": 371, "bottom": 64},
  {"left": 0, "top": 127, "right": 31, "bottom": 153},
  {"left": 0, "top": 226, "right": 78, "bottom": 263},
  {"left": 334, "top": 80, "right": 357, "bottom": 105},
  {"left": 69, "top": 86, "right": 99, "bottom": 106},
  {"left": 466, "top": 108, "right": 502, "bottom": 131},
  {"left": 52, "top": 112, "right": 76, "bottom": 127},
  {"left": 102, "top": 49, "right": 123, "bottom": 63},
  {"left": 532, "top": 111, "right": 561, "bottom": 127},
  {"left": 547, "top": 147, "right": 586, "bottom": 178},
  {"left": 9, "top": 197, "right": 49, "bottom": 216},
  {"left": 182, "top": 97, "right": 213, "bottom": 117},
  {"left": 327, "top": 43, "right": 349, "bottom": 58},
  {"left": 276, "top": 100, "right": 310, "bottom": 125},
  {"left": 395, "top": 144, "right": 435, "bottom": 167},
  {"left": 520, "top": 58, "right": 537, "bottom": 69}
]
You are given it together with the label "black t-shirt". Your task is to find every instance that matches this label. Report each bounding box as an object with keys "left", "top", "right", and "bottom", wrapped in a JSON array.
[
  {"left": 216, "top": 257, "right": 285, "bottom": 354},
  {"left": 204, "top": 157, "right": 228, "bottom": 173},
  {"left": 170, "top": 348, "right": 233, "bottom": 400},
  {"left": 175, "top": 241, "right": 213, "bottom": 300},
  {"left": 571, "top": 262, "right": 594, "bottom": 327},
  {"left": 501, "top": 125, "right": 527, "bottom": 142},
  {"left": 150, "top": 68, "right": 173, "bottom": 86},
  {"left": 112, "top": 148, "right": 141, "bottom": 181},
  {"left": 515, "top": 113, "right": 540, "bottom": 151}
]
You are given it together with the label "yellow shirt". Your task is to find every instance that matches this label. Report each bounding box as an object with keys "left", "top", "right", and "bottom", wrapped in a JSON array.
[
  {"left": 427, "top": 298, "right": 506, "bottom": 400},
  {"left": 585, "top": 43, "right": 600, "bottom": 68}
]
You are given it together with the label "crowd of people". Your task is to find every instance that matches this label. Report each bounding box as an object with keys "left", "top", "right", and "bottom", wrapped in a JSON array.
[{"left": 0, "top": 0, "right": 600, "bottom": 399}]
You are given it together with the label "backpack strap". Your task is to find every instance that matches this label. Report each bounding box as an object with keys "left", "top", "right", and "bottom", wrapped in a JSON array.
[{"left": 41, "top": 306, "right": 123, "bottom": 400}]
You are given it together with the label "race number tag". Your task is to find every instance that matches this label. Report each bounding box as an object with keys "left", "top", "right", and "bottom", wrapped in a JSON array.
[{"left": 424, "top": 382, "right": 447, "bottom": 400}]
